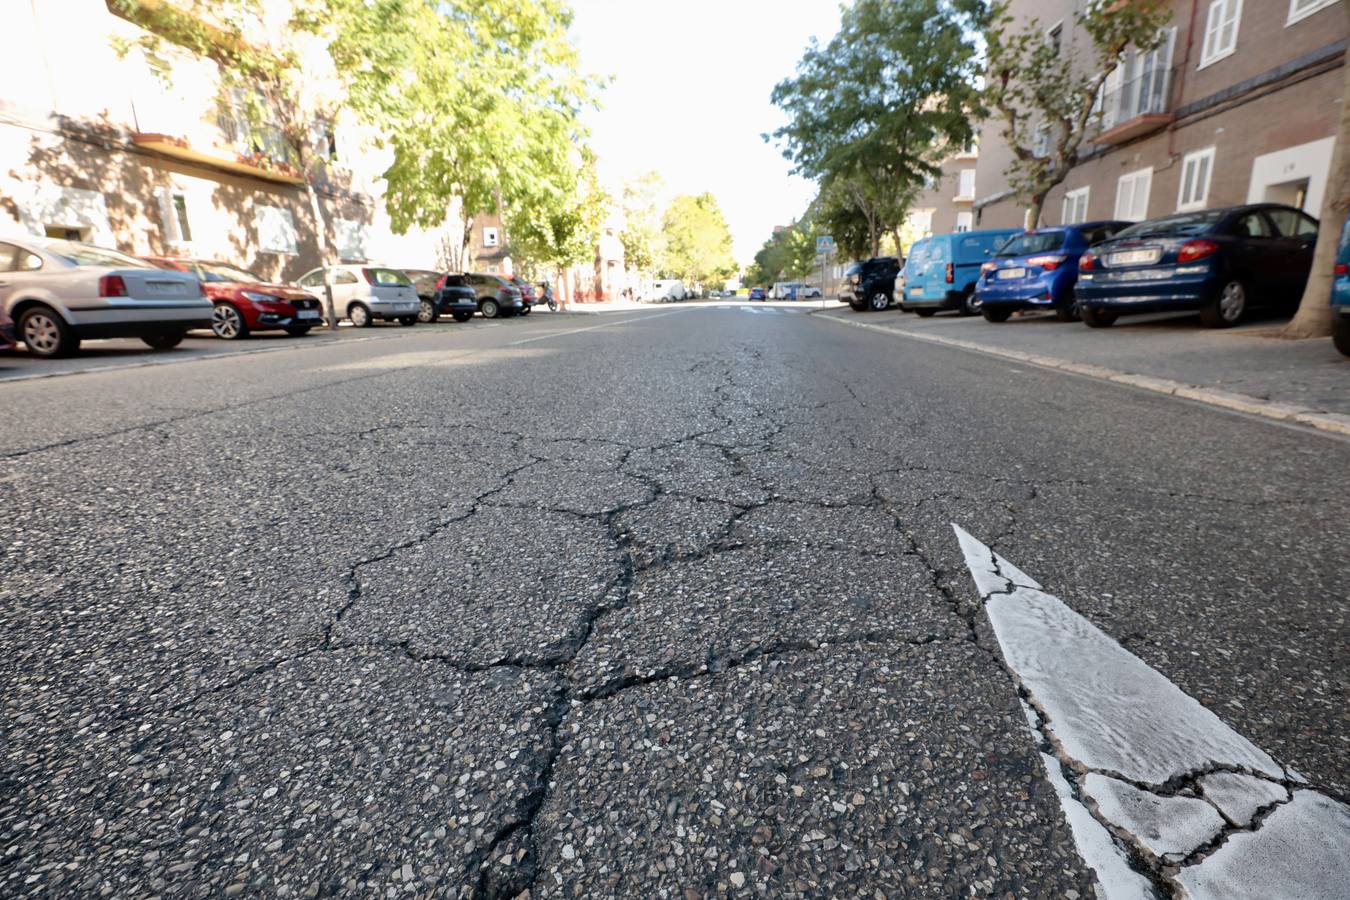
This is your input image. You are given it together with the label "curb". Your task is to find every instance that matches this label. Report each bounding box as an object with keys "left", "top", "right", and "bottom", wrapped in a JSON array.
[{"left": 814, "top": 311, "right": 1350, "bottom": 439}]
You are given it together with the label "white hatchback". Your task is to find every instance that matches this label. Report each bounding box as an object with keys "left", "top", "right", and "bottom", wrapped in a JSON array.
[
  {"left": 296, "top": 265, "right": 420, "bottom": 327},
  {"left": 0, "top": 236, "right": 211, "bottom": 357}
]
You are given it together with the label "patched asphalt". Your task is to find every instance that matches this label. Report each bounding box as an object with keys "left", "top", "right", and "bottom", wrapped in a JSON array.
[{"left": 2, "top": 305, "right": 1345, "bottom": 896}]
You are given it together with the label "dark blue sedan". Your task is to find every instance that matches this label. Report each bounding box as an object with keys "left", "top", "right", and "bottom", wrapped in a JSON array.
[
  {"left": 1333, "top": 215, "right": 1350, "bottom": 356},
  {"left": 1075, "top": 203, "right": 1318, "bottom": 328},
  {"left": 976, "top": 221, "right": 1131, "bottom": 322}
]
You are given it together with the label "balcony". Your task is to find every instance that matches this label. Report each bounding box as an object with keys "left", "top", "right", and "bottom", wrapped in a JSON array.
[
  {"left": 132, "top": 132, "right": 305, "bottom": 184},
  {"left": 1093, "top": 60, "right": 1174, "bottom": 146}
]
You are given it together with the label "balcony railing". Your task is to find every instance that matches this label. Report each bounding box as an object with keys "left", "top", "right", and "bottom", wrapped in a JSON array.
[{"left": 1094, "top": 60, "right": 1174, "bottom": 145}]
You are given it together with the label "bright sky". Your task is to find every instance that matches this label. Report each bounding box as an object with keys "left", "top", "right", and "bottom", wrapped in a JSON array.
[{"left": 568, "top": 0, "right": 843, "bottom": 266}]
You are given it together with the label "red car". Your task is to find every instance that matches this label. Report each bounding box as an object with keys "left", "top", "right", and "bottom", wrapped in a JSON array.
[
  {"left": 0, "top": 308, "right": 15, "bottom": 352},
  {"left": 144, "top": 257, "right": 325, "bottom": 339},
  {"left": 509, "top": 276, "right": 537, "bottom": 315}
]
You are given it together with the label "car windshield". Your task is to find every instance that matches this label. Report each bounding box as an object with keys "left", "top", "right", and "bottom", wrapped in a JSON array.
[
  {"left": 365, "top": 268, "right": 412, "bottom": 286},
  {"left": 1115, "top": 210, "right": 1224, "bottom": 239},
  {"left": 37, "top": 240, "right": 152, "bottom": 269},
  {"left": 198, "top": 262, "right": 264, "bottom": 283},
  {"left": 997, "top": 232, "right": 1064, "bottom": 257}
]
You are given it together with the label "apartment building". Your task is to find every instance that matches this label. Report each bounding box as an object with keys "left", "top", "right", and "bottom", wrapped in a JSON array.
[
  {"left": 0, "top": 0, "right": 449, "bottom": 283},
  {"left": 903, "top": 141, "right": 982, "bottom": 244},
  {"left": 974, "top": 0, "right": 1347, "bottom": 230}
]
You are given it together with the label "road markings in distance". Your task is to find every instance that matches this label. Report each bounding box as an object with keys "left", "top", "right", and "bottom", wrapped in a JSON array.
[
  {"left": 505, "top": 309, "right": 686, "bottom": 346},
  {"left": 952, "top": 525, "right": 1350, "bottom": 899}
]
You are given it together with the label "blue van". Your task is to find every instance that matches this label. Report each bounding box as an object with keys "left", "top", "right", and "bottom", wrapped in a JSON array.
[
  {"left": 976, "top": 221, "right": 1131, "bottom": 322},
  {"left": 1333, "top": 215, "right": 1350, "bottom": 356},
  {"left": 902, "top": 228, "right": 1021, "bottom": 316}
]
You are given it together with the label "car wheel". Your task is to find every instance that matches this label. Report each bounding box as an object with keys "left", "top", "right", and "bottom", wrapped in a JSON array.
[
  {"left": 211, "top": 303, "right": 248, "bottom": 340},
  {"left": 349, "top": 303, "right": 373, "bottom": 327},
  {"left": 1333, "top": 316, "right": 1350, "bottom": 358},
  {"left": 284, "top": 326, "right": 311, "bottom": 337},
  {"left": 914, "top": 308, "right": 937, "bottom": 318},
  {"left": 398, "top": 316, "right": 417, "bottom": 326},
  {"left": 1200, "top": 279, "right": 1246, "bottom": 328},
  {"left": 142, "top": 331, "right": 185, "bottom": 350},
  {"left": 1055, "top": 297, "right": 1082, "bottom": 322},
  {"left": 452, "top": 311, "right": 474, "bottom": 323},
  {"left": 959, "top": 288, "right": 980, "bottom": 316},
  {"left": 520, "top": 306, "right": 532, "bottom": 316},
  {"left": 18, "top": 305, "right": 78, "bottom": 357},
  {"left": 868, "top": 292, "right": 890, "bottom": 311},
  {"left": 418, "top": 299, "right": 439, "bottom": 324},
  {"left": 480, "top": 298, "right": 501, "bottom": 319},
  {"left": 1081, "top": 306, "right": 1117, "bottom": 328},
  {"left": 982, "top": 306, "right": 1013, "bottom": 323}
]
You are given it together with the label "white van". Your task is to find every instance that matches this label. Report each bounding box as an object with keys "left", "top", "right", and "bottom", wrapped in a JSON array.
[{"left": 647, "top": 279, "right": 687, "bottom": 302}]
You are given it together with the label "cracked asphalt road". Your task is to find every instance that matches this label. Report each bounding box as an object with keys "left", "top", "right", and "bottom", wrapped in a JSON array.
[{"left": 2, "top": 305, "right": 1346, "bottom": 897}]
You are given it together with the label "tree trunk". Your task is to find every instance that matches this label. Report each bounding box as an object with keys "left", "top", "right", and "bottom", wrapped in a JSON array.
[
  {"left": 304, "top": 181, "right": 340, "bottom": 332},
  {"left": 1282, "top": 5, "right": 1350, "bottom": 339},
  {"left": 1026, "top": 191, "right": 1047, "bottom": 230}
]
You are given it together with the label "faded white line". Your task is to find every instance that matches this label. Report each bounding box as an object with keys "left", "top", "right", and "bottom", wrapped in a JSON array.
[
  {"left": 505, "top": 309, "right": 685, "bottom": 346},
  {"left": 953, "top": 525, "right": 1350, "bottom": 898}
]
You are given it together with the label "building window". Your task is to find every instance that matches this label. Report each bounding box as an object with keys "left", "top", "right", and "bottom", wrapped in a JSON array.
[
  {"left": 956, "top": 170, "right": 976, "bottom": 200},
  {"left": 482, "top": 226, "right": 499, "bottom": 248},
  {"left": 1062, "top": 187, "right": 1090, "bottom": 225},
  {"left": 955, "top": 212, "right": 973, "bottom": 233},
  {"left": 1288, "top": 0, "right": 1338, "bottom": 26},
  {"left": 156, "top": 187, "right": 193, "bottom": 246},
  {"left": 311, "top": 119, "right": 339, "bottom": 162},
  {"left": 334, "top": 218, "right": 369, "bottom": 262},
  {"left": 907, "top": 209, "right": 934, "bottom": 238},
  {"left": 1033, "top": 125, "right": 1052, "bottom": 159},
  {"left": 255, "top": 205, "right": 299, "bottom": 254},
  {"left": 1200, "top": 0, "right": 1242, "bottom": 69},
  {"left": 1046, "top": 21, "right": 1063, "bottom": 54},
  {"left": 1114, "top": 168, "right": 1153, "bottom": 221},
  {"left": 1176, "top": 148, "right": 1216, "bottom": 212}
]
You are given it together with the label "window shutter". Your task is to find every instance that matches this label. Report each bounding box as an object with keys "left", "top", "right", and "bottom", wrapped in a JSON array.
[{"left": 156, "top": 187, "right": 180, "bottom": 244}]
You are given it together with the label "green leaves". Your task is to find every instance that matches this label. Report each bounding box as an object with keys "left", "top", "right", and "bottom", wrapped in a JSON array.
[{"left": 660, "top": 194, "right": 736, "bottom": 287}]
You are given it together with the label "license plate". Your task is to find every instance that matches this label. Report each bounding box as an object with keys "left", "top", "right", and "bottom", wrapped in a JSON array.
[
  {"left": 146, "top": 282, "right": 179, "bottom": 295},
  {"left": 997, "top": 267, "right": 1026, "bottom": 280},
  {"left": 297, "top": 310, "right": 320, "bottom": 319},
  {"left": 1108, "top": 249, "right": 1160, "bottom": 266},
  {"left": 910, "top": 287, "right": 923, "bottom": 296}
]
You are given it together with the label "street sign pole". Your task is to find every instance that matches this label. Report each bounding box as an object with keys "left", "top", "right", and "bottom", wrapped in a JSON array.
[{"left": 816, "top": 236, "right": 835, "bottom": 310}]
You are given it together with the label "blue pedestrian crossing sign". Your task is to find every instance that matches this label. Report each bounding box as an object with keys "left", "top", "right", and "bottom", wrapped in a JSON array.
[{"left": 816, "top": 235, "right": 835, "bottom": 254}]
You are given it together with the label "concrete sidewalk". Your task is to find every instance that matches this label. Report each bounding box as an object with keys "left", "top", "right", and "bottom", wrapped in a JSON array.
[{"left": 816, "top": 306, "right": 1350, "bottom": 437}]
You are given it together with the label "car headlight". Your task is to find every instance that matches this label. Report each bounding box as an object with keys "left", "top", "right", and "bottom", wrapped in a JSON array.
[{"left": 241, "top": 291, "right": 277, "bottom": 303}]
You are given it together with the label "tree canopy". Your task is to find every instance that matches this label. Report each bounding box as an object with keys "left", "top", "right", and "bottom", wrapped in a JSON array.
[{"left": 660, "top": 193, "right": 736, "bottom": 288}]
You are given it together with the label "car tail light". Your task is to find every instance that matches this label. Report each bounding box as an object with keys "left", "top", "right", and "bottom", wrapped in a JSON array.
[
  {"left": 945, "top": 263, "right": 954, "bottom": 284},
  {"left": 980, "top": 261, "right": 996, "bottom": 275},
  {"left": 1027, "top": 254, "right": 1067, "bottom": 271},
  {"left": 1178, "top": 239, "right": 1220, "bottom": 263},
  {"left": 1079, "top": 251, "right": 1095, "bottom": 272},
  {"left": 1335, "top": 263, "right": 1348, "bottom": 276},
  {"left": 435, "top": 275, "right": 446, "bottom": 290},
  {"left": 361, "top": 268, "right": 376, "bottom": 284},
  {"left": 98, "top": 275, "right": 127, "bottom": 297}
]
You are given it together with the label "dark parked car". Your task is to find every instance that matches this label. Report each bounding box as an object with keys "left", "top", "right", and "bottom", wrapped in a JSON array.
[
  {"left": 465, "top": 273, "right": 524, "bottom": 319},
  {"left": 434, "top": 275, "right": 481, "bottom": 323},
  {"left": 976, "top": 221, "right": 1131, "bottom": 322},
  {"left": 0, "top": 307, "right": 15, "bottom": 352},
  {"left": 1075, "top": 203, "right": 1318, "bottom": 328},
  {"left": 509, "top": 277, "right": 537, "bottom": 316},
  {"left": 841, "top": 256, "right": 901, "bottom": 311},
  {"left": 145, "top": 257, "right": 324, "bottom": 339},
  {"left": 1333, "top": 215, "right": 1350, "bottom": 357},
  {"left": 748, "top": 287, "right": 766, "bottom": 301},
  {"left": 404, "top": 268, "right": 447, "bottom": 323}
]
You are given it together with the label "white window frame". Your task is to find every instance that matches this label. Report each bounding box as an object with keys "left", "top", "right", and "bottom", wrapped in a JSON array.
[
  {"left": 155, "top": 186, "right": 194, "bottom": 248},
  {"left": 1176, "top": 147, "right": 1216, "bottom": 212},
  {"left": 1114, "top": 167, "right": 1153, "bottom": 221},
  {"left": 907, "top": 209, "right": 935, "bottom": 238},
  {"left": 1287, "top": 0, "right": 1338, "bottom": 26},
  {"left": 255, "top": 204, "right": 299, "bottom": 255},
  {"left": 1062, "top": 187, "right": 1090, "bottom": 225},
  {"left": 1199, "top": 0, "right": 1242, "bottom": 69},
  {"left": 957, "top": 170, "right": 976, "bottom": 200},
  {"left": 955, "top": 211, "right": 973, "bottom": 233},
  {"left": 482, "top": 226, "right": 499, "bottom": 248},
  {"left": 334, "top": 217, "right": 369, "bottom": 262},
  {"left": 1033, "top": 125, "right": 1052, "bottom": 159}
]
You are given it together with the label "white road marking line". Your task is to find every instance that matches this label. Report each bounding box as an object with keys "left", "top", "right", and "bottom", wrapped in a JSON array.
[
  {"left": 505, "top": 309, "right": 685, "bottom": 346},
  {"left": 953, "top": 525, "right": 1350, "bottom": 898}
]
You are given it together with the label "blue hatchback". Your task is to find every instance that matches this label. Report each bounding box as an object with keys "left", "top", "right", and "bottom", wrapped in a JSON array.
[
  {"left": 902, "top": 229, "right": 1021, "bottom": 316},
  {"left": 976, "top": 221, "right": 1130, "bottom": 322},
  {"left": 1333, "top": 215, "right": 1350, "bottom": 356},
  {"left": 1075, "top": 203, "right": 1319, "bottom": 328}
]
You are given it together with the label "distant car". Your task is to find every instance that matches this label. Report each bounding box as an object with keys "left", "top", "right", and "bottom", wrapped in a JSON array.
[
  {"left": 801, "top": 286, "right": 823, "bottom": 298},
  {"left": 296, "top": 265, "right": 419, "bottom": 327},
  {"left": 434, "top": 275, "right": 481, "bottom": 323},
  {"left": 0, "top": 236, "right": 210, "bottom": 357},
  {"left": 840, "top": 257, "right": 901, "bottom": 311},
  {"left": 975, "top": 221, "right": 1131, "bottom": 323},
  {"left": 1075, "top": 203, "right": 1318, "bottom": 328},
  {"left": 509, "top": 277, "right": 537, "bottom": 315},
  {"left": 1332, "top": 215, "right": 1350, "bottom": 357},
  {"left": 748, "top": 287, "right": 766, "bottom": 301},
  {"left": 648, "top": 279, "right": 687, "bottom": 302},
  {"left": 902, "top": 229, "right": 1021, "bottom": 316},
  {"left": 146, "top": 257, "right": 324, "bottom": 339},
  {"left": 0, "top": 307, "right": 15, "bottom": 352},
  {"left": 464, "top": 273, "right": 524, "bottom": 319}
]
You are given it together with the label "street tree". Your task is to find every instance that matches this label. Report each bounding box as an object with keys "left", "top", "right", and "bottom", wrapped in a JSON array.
[
  {"left": 108, "top": 0, "right": 349, "bottom": 328},
  {"left": 660, "top": 193, "right": 736, "bottom": 291},
  {"left": 504, "top": 152, "right": 609, "bottom": 290},
  {"left": 618, "top": 171, "right": 665, "bottom": 275},
  {"left": 983, "top": 0, "right": 1172, "bottom": 227},
  {"left": 770, "top": 0, "right": 985, "bottom": 255},
  {"left": 1284, "top": 0, "right": 1350, "bottom": 339},
  {"left": 746, "top": 222, "right": 816, "bottom": 287}
]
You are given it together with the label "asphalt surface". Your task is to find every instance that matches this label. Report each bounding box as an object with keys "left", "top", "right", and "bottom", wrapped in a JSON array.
[{"left": 1, "top": 304, "right": 1345, "bottom": 897}]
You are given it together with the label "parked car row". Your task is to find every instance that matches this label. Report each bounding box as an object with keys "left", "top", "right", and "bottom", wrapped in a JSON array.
[
  {"left": 843, "top": 202, "right": 1349, "bottom": 356},
  {"left": 0, "top": 234, "right": 548, "bottom": 358}
]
